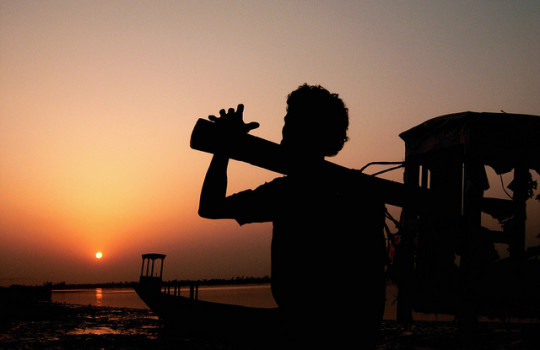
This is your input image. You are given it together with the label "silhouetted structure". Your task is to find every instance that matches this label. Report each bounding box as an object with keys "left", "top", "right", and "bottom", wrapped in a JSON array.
[
  {"left": 394, "top": 111, "right": 540, "bottom": 324},
  {"left": 138, "top": 253, "right": 166, "bottom": 294},
  {"left": 134, "top": 254, "right": 280, "bottom": 347}
]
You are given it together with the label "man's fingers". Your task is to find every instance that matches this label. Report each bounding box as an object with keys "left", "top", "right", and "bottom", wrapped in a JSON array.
[
  {"left": 210, "top": 104, "right": 256, "bottom": 132},
  {"left": 237, "top": 104, "right": 244, "bottom": 115},
  {"left": 245, "top": 122, "right": 260, "bottom": 131}
]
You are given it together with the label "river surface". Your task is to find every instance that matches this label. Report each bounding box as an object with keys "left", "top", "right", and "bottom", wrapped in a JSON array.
[
  {"left": 52, "top": 282, "right": 448, "bottom": 321},
  {"left": 52, "top": 283, "right": 277, "bottom": 310}
]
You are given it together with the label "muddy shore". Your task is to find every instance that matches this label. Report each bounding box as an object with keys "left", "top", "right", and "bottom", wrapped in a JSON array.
[{"left": 1, "top": 302, "right": 539, "bottom": 349}]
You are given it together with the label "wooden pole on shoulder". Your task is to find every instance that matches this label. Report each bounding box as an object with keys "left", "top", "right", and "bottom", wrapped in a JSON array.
[{"left": 190, "top": 118, "right": 417, "bottom": 207}]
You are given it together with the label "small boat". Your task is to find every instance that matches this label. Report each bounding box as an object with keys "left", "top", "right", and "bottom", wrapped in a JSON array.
[{"left": 134, "top": 254, "right": 281, "bottom": 342}]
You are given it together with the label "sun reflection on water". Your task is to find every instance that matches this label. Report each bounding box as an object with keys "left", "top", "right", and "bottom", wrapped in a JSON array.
[{"left": 95, "top": 288, "right": 102, "bottom": 307}]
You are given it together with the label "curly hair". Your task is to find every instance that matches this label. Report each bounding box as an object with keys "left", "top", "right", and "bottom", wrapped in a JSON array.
[{"left": 286, "top": 84, "right": 349, "bottom": 157}]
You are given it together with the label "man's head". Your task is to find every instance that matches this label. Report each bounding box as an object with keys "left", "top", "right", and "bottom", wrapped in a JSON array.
[{"left": 281, "top": 84, "right": 349, "bottom": 158}]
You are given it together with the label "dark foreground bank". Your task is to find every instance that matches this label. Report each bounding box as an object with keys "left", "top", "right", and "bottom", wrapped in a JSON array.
[{"left": 1, "top": 301, "right": 540, "bottom": 349}]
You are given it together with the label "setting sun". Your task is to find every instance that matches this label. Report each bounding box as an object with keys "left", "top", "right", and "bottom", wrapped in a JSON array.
[{"left": 95, "top": 252, "right": 103, "bottom": 259}]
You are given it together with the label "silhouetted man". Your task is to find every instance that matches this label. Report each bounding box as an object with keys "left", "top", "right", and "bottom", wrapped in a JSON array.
[{"left": 199, "top": 84, "right": 386, "bottom": 348}]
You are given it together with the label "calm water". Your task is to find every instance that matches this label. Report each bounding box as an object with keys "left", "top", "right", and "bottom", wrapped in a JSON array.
[
  {"left": 51, "top": 282, "right": 427, "bottom": 320},
  {"left": 53, "top": 287, "right": 149, "bottom": 309},
  {"left": 52, "top": 284, "right": 277, "bottom": 310}
]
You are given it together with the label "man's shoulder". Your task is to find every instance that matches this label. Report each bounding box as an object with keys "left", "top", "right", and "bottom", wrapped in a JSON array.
[
  {"left": 229, "top": 176, "right": 287, "bottom": 199},
  {"left": 253, "top": 176, "right": 288, "bottom": 192}
]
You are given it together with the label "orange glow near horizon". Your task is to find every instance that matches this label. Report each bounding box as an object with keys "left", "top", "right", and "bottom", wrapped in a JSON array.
[{"left": 1, "top": 2, "right": 539, "bottom": 286}]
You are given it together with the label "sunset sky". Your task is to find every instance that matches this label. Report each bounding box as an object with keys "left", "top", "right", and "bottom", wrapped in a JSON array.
[{"left": 1, "top": 1, "right": 540, "bottom": 286}]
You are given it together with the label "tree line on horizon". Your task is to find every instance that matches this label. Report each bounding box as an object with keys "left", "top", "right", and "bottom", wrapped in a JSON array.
[{"left": 45, "top": 275, "right": 271, "bottom": 289}]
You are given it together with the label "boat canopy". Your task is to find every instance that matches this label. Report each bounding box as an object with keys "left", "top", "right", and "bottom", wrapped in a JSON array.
[
  {"left": 140, "top": 253, "right": 166, "bottom": 280},
  {"left": 142, "top": 253, "right": 166, "bottom": 260},
  {"left": 399, "top": 111, "right": 540, "bottom": 175}
]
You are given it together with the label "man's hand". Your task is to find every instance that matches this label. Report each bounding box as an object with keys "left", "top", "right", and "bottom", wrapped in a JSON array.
[
  {"left": 199, "top": 104, "right": 258, "bottom": 220},
  {"left": 208, "top": 104, "right": 259, "bottom": 134}
]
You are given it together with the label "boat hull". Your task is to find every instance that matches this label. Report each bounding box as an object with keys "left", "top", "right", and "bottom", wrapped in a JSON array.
[{"left": 134, "top": 283, "right": 281, "bottom": 341}]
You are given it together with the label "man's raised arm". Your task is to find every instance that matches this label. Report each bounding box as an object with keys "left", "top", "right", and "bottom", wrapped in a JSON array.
[{"left": 197, "top": 104, "right": 260, "bottom": 219}]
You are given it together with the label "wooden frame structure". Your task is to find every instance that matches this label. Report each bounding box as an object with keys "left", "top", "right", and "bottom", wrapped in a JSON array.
[{"left": 395, "top": 111, "right": 540, "bottom": 321}]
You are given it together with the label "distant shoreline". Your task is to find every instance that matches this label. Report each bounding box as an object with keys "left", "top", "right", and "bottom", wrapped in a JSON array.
[{"left": 47, "top": 276, "right": 271, "bottom": 290}]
